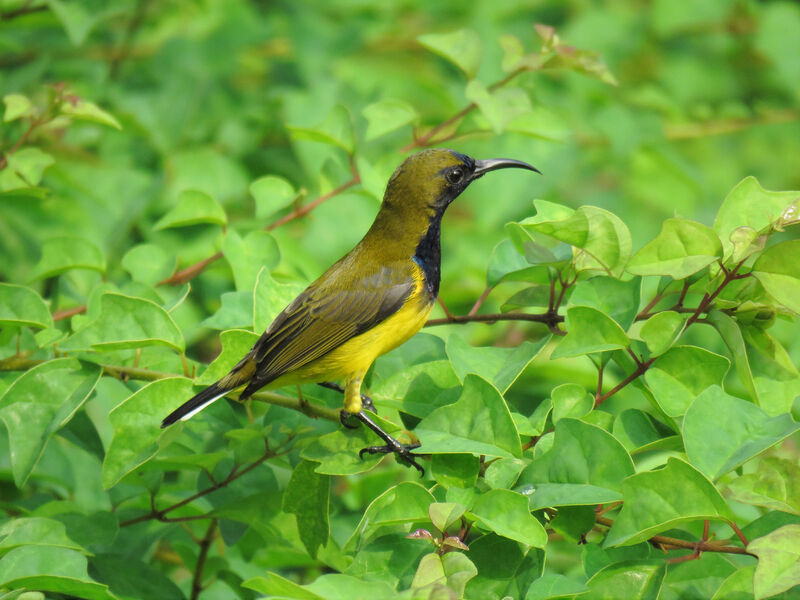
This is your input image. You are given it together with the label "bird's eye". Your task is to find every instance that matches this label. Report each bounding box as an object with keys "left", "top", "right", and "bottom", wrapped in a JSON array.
[{"left": 446, "top": 168, "right": 464, "bottom": 184}]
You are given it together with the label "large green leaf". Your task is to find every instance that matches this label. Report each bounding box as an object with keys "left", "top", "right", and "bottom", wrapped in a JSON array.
[
  {"left": 752, "top": 239, "right": 800, "bottom": 314},
  {"left": 287, "top": 105, "right": 355, "bottom": 153},
  {"left": 627, "top": 218, "right": 722, "bottom": 279},
  {"left": 683, "top": 386, "right": 800, "bottom": 481},
  {"left": 0, "top": 358, "right": 101, "bottom": 486},
  {"left": 253, "top": 268, "right": 306, "bottom": 332},
  {"left": 604, "top": 458, "right": 735, "bottom": 546},
  {"left": 102, "top": 377, "right": 194, "bottom": 488},
  {"left": 417, "top": 28, "right": 482, "bottom": 78},
  {"left": 0, "top": 283, "right": 52, "bottom": 329},
  {"left": 568, "top": 276, "right": 641, "bottom": 330},
  {"left": 283, "top": 460, "right": 330, "bottom": 559},
  {"left": 727, "top": 457, "right": 800, "bottom": 515},
  {"left": 471, "top": 489, "right": 547, "bottom": 548},
  {"left": 749, "top": 524, "right": 800, "bottom": 599},
  {"left": 552, "top": 306, "right": 630, "bottom": 358},
  {"left": 249, "top": 175, "right": 297, "bottom": 219},
  {"left": 154, "top": 189, "right": 227, "bottom": 229},
  {"left": 584, "top": 561, "right": 666, "bottom": 600},
  {"left": 195, "top": 329, "right": 260, "bottom": 385},
  {"left": 62, "top": 292, "right": 184, "bottom": 353},
  {"left": 362, "top": 99, "right": 418, "bottom": 140},
  {"left": 371, "top": 359, "right": 460, "bottom": 418},
  {"left": 525, "top": 573, "right": 589, "bottom": 600},
  {"left": 415, "top": 374, "right": 521, "bottom": 459},
  {"left": 0, "top": 517, "right": 84, "bottom": 557},
  {"left": 223, "top": 229, "right": 281, "bottom": 292},
  {"left": 516, "top": 418, "right": 635, "bottom": 509},
  {"left": 31, "top": 237, "right": 106, "bottom": 279},
  {"left": 707, "top": 310, "right": 759, "bottom": 403},
  {"left": 713, "top": 177, "right": 799, "bottom": 258}
]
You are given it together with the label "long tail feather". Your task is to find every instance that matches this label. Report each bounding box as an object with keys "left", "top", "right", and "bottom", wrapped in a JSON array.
[{"left": 161, "top": 382, "right": 230, "bottom": 428}]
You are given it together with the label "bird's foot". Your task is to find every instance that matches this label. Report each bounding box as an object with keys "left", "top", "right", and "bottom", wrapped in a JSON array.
[
  {"left": 319, "top": 381, "right": 376, "bottom": 413},
  {"left": 339, "top": 409, "right": 359, "bottom": 430},
  {"left": 354, "top": 410, "right": 425, "bottom": 475}
]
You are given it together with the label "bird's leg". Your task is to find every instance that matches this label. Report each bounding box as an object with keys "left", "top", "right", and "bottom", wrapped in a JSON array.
[
  {"left": 355, "top": 410, "right": 424, "bottom": 475},
  {"left": 318, "top": 381, "right": 376, "bottom": 412}
]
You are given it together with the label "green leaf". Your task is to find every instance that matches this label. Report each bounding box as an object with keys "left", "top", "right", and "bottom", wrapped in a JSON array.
[
  {"left": 552, "top": 306, "right": 630, "bottom": 359},
  {"left": 710, "top": 566, "right": 756, "bottom": 600},
  {"left": 639, "top": 310, "right": 684, "bottom": 356},
  {"left": 517, "top": 418, "right": 635, "bottom": 509},
  {"left": 714, "top": 177, "right": 799, "bottom": 259},
  {"left": 154, "top": 189, "right": 227, "bottom": 229},
  {"left": 45, "top": 0, "right": 103, "bottom": 45},
  {"left": 411, "top": 552, "right": 478, "bottom": 599},
  {"left": 464, "top": 534, "right": 544, "bottom": 599},
  {"left": 102, "top": 377, "right": 194, "bottom": 488},
  {"left": 749, "top": 524, "right": 800, "bottom": 600},
  {"left": 604, "top": 458, "right": 734, "bottom": 546},
  {"left": 708, "top": 310, "right": 759, "bottom": 402},
  {"left": 465, "top": 81, "right": 532, "bottom": 134},
  {"left": 0, "top": 283, "right": 53, "bottom": 329},
  {"left": 253, "top": 268, "right": 306, "bottom": 332},
  {"left": 89, "top": 554, "right": 184, "bottom": 600},
  {"left": 584, "top": 561, "right": 665, "bottom": 600},
  {"left": 195, "top": 329, "right": 260, "bottom": 385},
  {"left": 525, "top": 573, "right": 589, "bottom": 600},
  {"left": 301, "top": 425, "right": 384, "bottom": 475},
  {"left": 243, "top": 572, "right": 324, "bottom": 599},
  {"left": 727, "top": 457, "right": 800, "bottom": 515},
  {"left": 344, "top": 482, "right": 435, "bottom": 551},
  {"left": 222, "top": 229, "right": 280, "bottom": 292},
  {"left": 551, "top": 383, "right": 593, "bottom": 424},
  {"left": 362, "top": 99, "right": 418, "bottom": 140},
  {"left": 287, "top": 105, "right": 355, "bottom": 153},
  {"left": 0, "top": 546, "right": 115, "bottom": 600},
  {"left": 644, "top": 345, "right": 730, "bottom": 417},
  {"left": 371, "top": 359, "right": 460, "bottom": 418},
  {"left": 283, "top": 460, "right": 330, "bottom": 559},
  {"left": 612, "top": 410, "right": 664, "bottom": 453},
  {"left": 417, "top": 28, "right": 482, "bottom": 78},
  {"left": 3, "top": 94, "right": 33, "bottom": 122},
  {"left": 471, "top": 489, "right": 547, "bottom": 548},
  {"left": 121, "top": 243, "right": 175, "bottom": 286},
  {"left": 415, "top": 374, "right": 521, "bottom": 459},
  {"left": 0, "top": 147, "right": 54, "bottom": 190},
  {"left": 753, "top": 240, "right": 800, "bottom": 314},
  {"left": 430, "top": 454, "right": 480, "bottom": 489},
  {"left": 199, "top": 290, "right": 253, "bottom": 330},
  {"left": 568, "top": 276, "right": 641, "bottom": 330},
  {"left": 627, "top": 218, "right": 722, "bottom": 279},
  {"left": 249, "top": 175, "right": 297, "bottom": 219},
  {"left": 428, "top": 502, "right": 466, "bottom": 533},
  {"left": 525, "top": 205, "right": 631, "bottom": 278},
  {"left": 31, "top": 236, "right": 106, "bottom": 280},
  {"left": 683, "top": 386, "right": 800, "bottom": 481},
  {"left": 487, "top": 239, "right": 540, "bottom": 286},
  {"left": 0, "top": 358, "right": 101, "bottom": 486},
  {"left": 445, "top": 334, "right": 549, "bottom": 393},
  {"left": 0, "top": 518, "right": 84, "bottom": 557},
  {"left": 60, "top": 98, "right": 121, "bottom": 129},
  {"left": 62, "top": 292, "right": 184, "bottom": 353}
]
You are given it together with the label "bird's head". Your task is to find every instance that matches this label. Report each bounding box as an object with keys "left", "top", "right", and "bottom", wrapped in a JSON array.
[{"left": 381, "top": 148, "right": 540, "bottom": 218}]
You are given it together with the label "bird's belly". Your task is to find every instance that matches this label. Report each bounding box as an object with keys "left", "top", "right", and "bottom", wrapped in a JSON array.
[{"left": 271, "top": 291, "right": 434, "bottom": 386}]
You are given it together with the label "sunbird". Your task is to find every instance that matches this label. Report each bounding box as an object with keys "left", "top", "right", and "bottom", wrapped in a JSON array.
[{"left": 162, "top": 148, "right": 539, "bottom": 472}]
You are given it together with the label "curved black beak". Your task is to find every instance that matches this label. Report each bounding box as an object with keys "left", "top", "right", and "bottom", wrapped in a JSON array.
[{"left": 470, "top": 158, "right": 541, "bottom": 181}]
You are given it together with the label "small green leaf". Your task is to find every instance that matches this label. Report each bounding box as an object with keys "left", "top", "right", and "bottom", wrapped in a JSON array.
[
  {"left": 430, "top": 454, "right": 480, "bottom": 489},
  {"left": 627, "top": 218, "right": 722, "bottom": 279},
  {"left": 0, "top": 283, "right": 53, "bottom": 329},
  {"left": 525, "top": 573, "right": 588, "bottom": 600},
  {"left": 195, "top": 329, "right": 260, "bottom": 385},
  {"left": 487, "top": 239, "right": 540, "bottom": 286},
  {"left": 749, "top": 524, "right": 800, "bottom": 600},
  {"left": 249, "top": 175, "right": 296, "bottom": 219},
  {"left": 517, "top": 418, "right": 634, "bottom": 509},
  {"left": 551, "top": 383, "right": 593, "bottom": 424},
  {"left": 639, "top": 310, "right": 684, "bottom": 356},
  {"left": 644, "top": 345, "right": 730, "bottom": 417},
  {"left": 154, "top": 189, "right": 227, "bottom": 229},
  {"left": 287, "top": 105, "right": 355, "bottom": 153},
  {"left": 552, "top": 306, "right": 630, "bottom": 359},
  {"left": 62, "top": 292, "right": 184, "bottom": 352},
  {"left": 362, "top": 99, "right": 418, "bottom": 140},
  {"left": 371, "top": 359, "right": 460, "bottom": 418},
  {"left": 283, "top": 460, "right": 330, "bottom": 559},
  {"left": 0, "top": 358, "right": 101, "bottom": 487},
  {"left": 0, "top": 147, "right": 54, "bottom": 190},
  {"left": 446, "top": 334, "right": 549, "bottom": 393},
  {"left": 199, "top": 290, "right": 253, "bottom": 330},
  {"left": 31, "top": 236, "right": 106, "bottom": 280},
  {"left": 471, "top": 489, "right": 547, "bottom": 548},
  {"left": 727, "top": 457, "right": 800, "bottom": 515},
  {"left": 301, "top": 424, "right": 385, "bottom": 475},
  {"left": 708, "top": 310, "right": 758, "bottom": 402},
  {"left": 60, "top": 98, "right": 121, "bottom": 129},
  {"left": 465, "top": 81, "right": 532, "bottom": 134},
  {"left": 121, "top": 243, "right": 175, "bottom": 285},
  {"left": 411, "top": 552, "right": 478, "bottom": 598},
  {"left": 714, "top": 177, "right": 799, "bottom": 259},
  {"left": 222, "top": 229, "right": 281, "bottom": 292},
  {"left": 584, "top": 561, "right": 665, "bottom": 600},
  {"left": 253, "top": 268, "right": 306, "bottom": 333},
  {"left": 612, "top": 410, "right": 664, "bottom": 453},
  {"left": 417, "top": 28, "right": 482, "bottom": 78},
  {"left": 428, "top": 502, "right": 466, "bottom": 534},
  {"left": 415, "top": 374, "right": 521, "bottom": 459},
  {"left": 604, "top": 458, "right": 734, "bottom": 546},
  {"left": 753, "top": 239, "right": 800, "bottom": 314},
  {"left": 45, "top": 0, "right": 102, "bottom": 45},
  {"left": 102, "top": 377, "right": 194, "bottom": 488},
  {"left": 683, "top": 386, "right": 800, "bottom": 481},
  {"left": 568, "top": 276, "right": 641, "bottom": 330},
  {"left": 3, "top": 94, "right": 34, "bottom": 122}
]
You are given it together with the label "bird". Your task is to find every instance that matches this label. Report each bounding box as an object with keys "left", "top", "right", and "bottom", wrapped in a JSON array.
[{"left": 162, "top": 148, "right": 540, "bottom": 473}]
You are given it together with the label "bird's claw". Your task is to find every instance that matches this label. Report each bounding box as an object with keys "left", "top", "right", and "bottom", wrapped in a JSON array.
[
  {"left": 339, "top": 409, "right": 359, "bottom": 429},
  {"left": 359, "top": 442, "right": 424, "bottom": 475}
]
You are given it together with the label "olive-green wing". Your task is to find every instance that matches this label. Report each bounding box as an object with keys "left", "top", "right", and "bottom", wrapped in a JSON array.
[{"left": 241, "top": 263, "right": 415, "bottom": 394}]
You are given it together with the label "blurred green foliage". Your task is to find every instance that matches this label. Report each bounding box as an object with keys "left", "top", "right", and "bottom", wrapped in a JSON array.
[{"left": 1, "top": 1, "right": 800, "bottom": 599}]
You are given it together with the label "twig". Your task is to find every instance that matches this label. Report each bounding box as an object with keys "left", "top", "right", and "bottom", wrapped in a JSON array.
[
  {"left": 467, "top": 286, "right": 494, "bottom": 317},
  {"left": 190, "top": 520, "right": 217, "bottom": 600},
  {"left": 52, "top": 305, "right": 88, "bottom": 321},
  {"left": 0, "top": 1, "right": 47, "bottom": 21},
  {"left": 0, "top": 118, "right": 43, "bottom": 171},
  {"left": 424, "top": 311, "right": 564, "bottom": 328}
]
